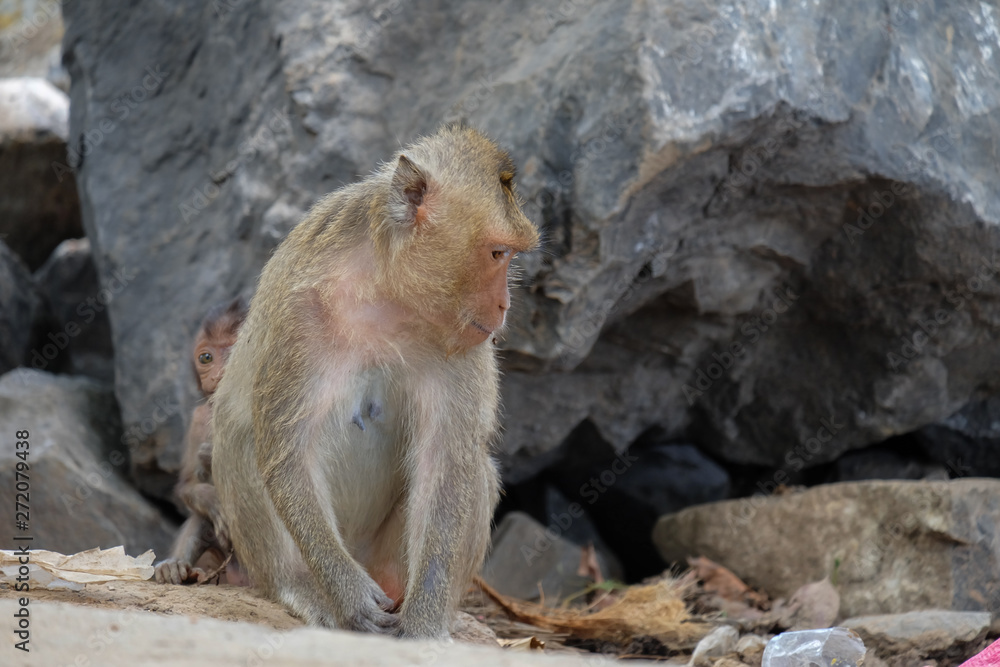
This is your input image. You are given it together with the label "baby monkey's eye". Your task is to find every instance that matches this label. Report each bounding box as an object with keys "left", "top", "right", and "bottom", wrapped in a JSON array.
[
  {"left": 492, "top": 248, "right": 512, "bottom": 261},
  {"left": 199, "top": 352, "right": 213, "bottom": 364}
]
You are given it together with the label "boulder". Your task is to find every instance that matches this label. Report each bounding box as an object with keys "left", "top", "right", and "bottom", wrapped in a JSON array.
[
  {"left": 653, "top": 480, "right": 1000, "bottom": 618},
  {"left": 842, "top": 610, "right": 991, "bottom": 664},
  {"left": 32, "top": 238, "right": 115, "bottom": 382},
  {"left": 0, "top": 369, "right": 173, "bottom": 557},
  {"left": 0, "top": 241, "right": 42, "bottom": 374},
  {"left": 61, "top": 0, "right": 1000, "bottom": 492},
  {"left": 0, "top": 77, "right": 82, "bottom": 270}
]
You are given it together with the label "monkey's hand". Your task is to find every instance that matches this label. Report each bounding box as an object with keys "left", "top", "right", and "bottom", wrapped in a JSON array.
[
  {"left": 332, "top": 568, "right": 400, "bottom": 634},
  {"left": 207, "top": 508, "right": 231, "bottom": 553},
  {"left": 154, "top": 558, "right": 204, "bottom": 585}
]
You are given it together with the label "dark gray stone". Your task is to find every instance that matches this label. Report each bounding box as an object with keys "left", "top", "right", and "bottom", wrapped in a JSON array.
[
  {"left": 0, "top": 240, "right": 42, "bottom": 374},
  {"left": 831, "top": 446, "right": 933, "bottom": 483},
  {"left": 482, "top": 511, "right": 617, "bottom": 604},
  {"left": 32, "top": 238, "right": 115, "bottom": 383},
  {"left": 61, "top": 0, "right": 1000, "bottom": 495},
  {"left": 539, "top": 425, "right": 729, "bottom": 579},
  {"left": 915, "top": 398, "right": 1000, "bottom": 478}
]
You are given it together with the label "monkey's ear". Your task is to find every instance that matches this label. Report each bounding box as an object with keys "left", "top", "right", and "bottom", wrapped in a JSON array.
[{"left": 391, "top": 155, "right": 429, "bottom": 226}]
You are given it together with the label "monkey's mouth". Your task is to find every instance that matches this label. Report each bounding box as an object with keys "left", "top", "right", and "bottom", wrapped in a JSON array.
[{"left": 471, "top": 321, "right": 493, "bottom": 336}]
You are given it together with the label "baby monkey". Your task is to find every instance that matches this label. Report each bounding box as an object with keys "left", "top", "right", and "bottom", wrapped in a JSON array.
[{"left": 154, "top": 296, "right": 248, "bottom": 585}]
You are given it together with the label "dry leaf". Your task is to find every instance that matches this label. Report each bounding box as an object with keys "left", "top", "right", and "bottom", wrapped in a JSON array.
[
  {"left": 0, "top": 546, "right": 155, "bottom": 590},
  {"left": 476, "top": 575, "right": 709, "bottom": 650},
  {"left": 499, "top": 636, "right": 546, "bottom": 651}
]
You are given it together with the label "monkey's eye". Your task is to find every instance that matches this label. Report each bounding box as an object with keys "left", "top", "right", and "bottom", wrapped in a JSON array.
[
  {"left": 499, "top": 172, "right": 514, "bottom": 190},
  {"left": 199, "top": 352, "right": 213, "bottom": 365},
  {"left": 492, "top": 247, "right": 512, "bottom": 261}
]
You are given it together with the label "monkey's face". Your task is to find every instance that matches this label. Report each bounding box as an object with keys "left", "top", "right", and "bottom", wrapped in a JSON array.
[
  {"left": 193, "top": 331, "right": 237, "bottom": 395},
  {"left": 380, "top": 126, "right": 539, "bottom": 352}
]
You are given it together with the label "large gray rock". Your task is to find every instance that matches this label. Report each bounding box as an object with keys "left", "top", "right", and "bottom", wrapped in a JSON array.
[
  {"left": 61, "top": 1, "right": 1000, "bottom": 492},
  {"left": 653, "top": 480, "right": 1000, "bottom": 618},
  {"left": 0, "top": 369, "right": 173, "bottom": 556},
  {"left": 0, "top": 241, "right": 42, "bottom": 374}
]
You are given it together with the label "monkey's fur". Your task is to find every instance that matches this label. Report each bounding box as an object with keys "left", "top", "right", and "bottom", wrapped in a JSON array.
[
  {"left": 213, "top": 126, "right": 539, "bottom": 638},
  {"left": 155, "top": 297, "right": 247, "bottom": 585}
]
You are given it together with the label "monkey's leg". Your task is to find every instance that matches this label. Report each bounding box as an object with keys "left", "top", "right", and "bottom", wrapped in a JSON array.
[
  {"left": 398, "top": 441, "right": 497, "bottom": 639},
  {"left": 154, "top": 515, "right": 211, "bottom": 584}
]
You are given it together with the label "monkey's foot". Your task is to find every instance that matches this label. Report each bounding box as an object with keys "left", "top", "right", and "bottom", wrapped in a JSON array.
[{"left": 153, "top": 559, "right": 204, "bottom": 585}]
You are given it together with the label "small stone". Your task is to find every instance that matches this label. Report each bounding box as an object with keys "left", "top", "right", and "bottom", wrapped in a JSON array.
[
  {"left": 689, "top": 625, "right": 739, "bottom": 667},
  {"left": 736, "top": 634, "right": 768, "bottom": 666}
]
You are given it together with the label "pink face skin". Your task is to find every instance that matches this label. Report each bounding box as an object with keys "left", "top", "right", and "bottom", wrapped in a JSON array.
[
  {"left": 194, "top": 332, "right": 237, "bottom": 395},
  {"left": 458, "top": 244, "right": 516, "bottom": 348}
]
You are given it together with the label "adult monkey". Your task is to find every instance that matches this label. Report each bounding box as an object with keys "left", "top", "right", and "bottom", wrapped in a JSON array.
[{"left": 213, "top": 125, "right": 539, "bottom": 638}]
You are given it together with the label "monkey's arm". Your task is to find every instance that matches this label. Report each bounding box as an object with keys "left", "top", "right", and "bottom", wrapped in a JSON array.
[
  {"left": 256, "top": 421, "right": 399, "bottom": 633},
  {"left": 178, "top": 482, "right": 230, "bottom": 551},
  {"left": 154, "top": 515, "right": 211, "bottom": 584}
]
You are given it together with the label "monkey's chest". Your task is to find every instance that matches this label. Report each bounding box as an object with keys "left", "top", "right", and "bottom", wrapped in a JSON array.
[{"left": 315, "top": 367, "right": 406, "bottom": 540}]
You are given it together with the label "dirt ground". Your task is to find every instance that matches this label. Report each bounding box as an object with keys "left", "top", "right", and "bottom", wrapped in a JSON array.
[{"left": 0, "top": 579, "right": 305, "bottom": 630}]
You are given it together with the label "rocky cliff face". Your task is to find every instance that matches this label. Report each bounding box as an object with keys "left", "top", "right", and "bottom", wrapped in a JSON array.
[{"left": 61, "top": 1, "right": 1000, "bottom": 494}]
